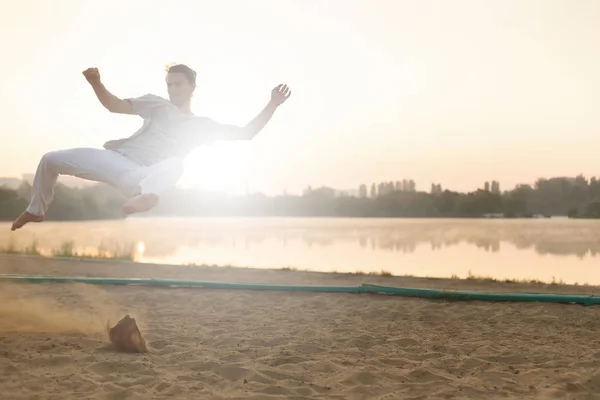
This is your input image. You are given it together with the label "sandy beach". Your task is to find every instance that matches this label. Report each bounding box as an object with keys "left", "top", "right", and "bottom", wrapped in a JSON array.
[{"left": 0, "top": 255, "right": 599, "bottom": 399}]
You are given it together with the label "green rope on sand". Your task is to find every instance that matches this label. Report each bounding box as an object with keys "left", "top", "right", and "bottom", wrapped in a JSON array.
[
  {"left": 0, "top": 274, "right": 598, "bottom": 306},
  {"left": 360, "top": 284, "right": 600, "bottom": 306}
]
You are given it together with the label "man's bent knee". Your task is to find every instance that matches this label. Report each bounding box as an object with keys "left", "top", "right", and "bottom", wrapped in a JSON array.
[
  {"left": 40, "top": 148, "right": 81, "bottom": 170},
  {"left": 40, "top": 150, "right": 62, "bottom": 167}
]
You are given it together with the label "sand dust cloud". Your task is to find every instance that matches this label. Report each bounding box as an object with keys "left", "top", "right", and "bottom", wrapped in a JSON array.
[{"left": 0, "top": 282, "right": 130, "bottom": 337}]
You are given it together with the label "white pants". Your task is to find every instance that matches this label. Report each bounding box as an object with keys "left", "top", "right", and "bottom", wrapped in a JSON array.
[{"left": 26, "top": 148, "right": 184, "bottom": 216}]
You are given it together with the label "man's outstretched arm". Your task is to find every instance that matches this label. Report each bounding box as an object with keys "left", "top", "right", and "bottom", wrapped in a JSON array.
[
  {"left": 83, "top": 67, "right": 133, "bottom": 114},
  {"left": 215, "top": 84, "right": 291, "bottom": 141},
  {"left": 241, "top": 101, "right": 280, "bottom": 139}
]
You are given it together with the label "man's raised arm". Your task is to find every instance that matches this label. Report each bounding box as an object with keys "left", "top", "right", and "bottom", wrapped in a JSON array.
[
  {"left": 210, "top": 84, "right": 292, "bottom": 141},
  {"left": 241, "top": 84, "right": 291, "bottom": 139},
  {"left": 82, "top": 67, "right": 134, "bottom": 115}
]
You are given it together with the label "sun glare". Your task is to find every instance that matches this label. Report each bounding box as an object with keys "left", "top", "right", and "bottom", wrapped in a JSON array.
[{"left": 180, "top": 142, "right": 252, "bottom": 194}]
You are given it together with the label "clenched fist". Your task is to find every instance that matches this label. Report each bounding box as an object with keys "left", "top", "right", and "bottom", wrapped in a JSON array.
[{"left": 82, "top": 67, "right": 101, "bottom": 85}]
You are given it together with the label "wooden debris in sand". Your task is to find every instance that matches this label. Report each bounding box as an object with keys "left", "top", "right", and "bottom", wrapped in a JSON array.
[{"left": 107, "top": 315, "right": 148, "bottom": 353}]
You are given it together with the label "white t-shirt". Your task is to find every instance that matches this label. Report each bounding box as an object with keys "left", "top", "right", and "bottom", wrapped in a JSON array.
[{"left": 114, "top": 94, "right": 245, "bottom": 166}]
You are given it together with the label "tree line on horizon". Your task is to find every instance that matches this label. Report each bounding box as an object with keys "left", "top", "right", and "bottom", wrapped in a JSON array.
[{"left": 2, "top": 174, "right": 600, "bottom": 221}]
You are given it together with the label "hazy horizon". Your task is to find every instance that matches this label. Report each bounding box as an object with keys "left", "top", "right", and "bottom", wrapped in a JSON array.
[
  {"left": 0, "top": 170, "right": 591, "bottom": 196},
  {"left": 2, "top": 0, "right": 599, "bottom": 196}
]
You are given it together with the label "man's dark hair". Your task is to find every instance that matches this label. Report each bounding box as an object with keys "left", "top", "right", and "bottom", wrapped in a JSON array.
[{"left": 166, "top": 63, "right": 197, "bottom": 87}]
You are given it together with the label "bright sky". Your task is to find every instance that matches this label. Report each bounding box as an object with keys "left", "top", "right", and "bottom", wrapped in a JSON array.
[{"left": 1, "top": 0, "right": 599, "bottom": 195}]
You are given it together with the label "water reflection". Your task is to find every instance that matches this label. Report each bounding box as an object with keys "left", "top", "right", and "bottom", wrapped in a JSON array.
[
  {"left": 106, "top": 218, "right": 600, "bottom": 260},
  {"left": 2, "top": 217, "right": 600, "bottom": 284},
  {"left": 2, "top": 217, "right": 600, "bottom": 259}
]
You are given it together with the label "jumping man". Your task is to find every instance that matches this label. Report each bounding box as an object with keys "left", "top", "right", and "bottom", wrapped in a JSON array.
[{"left": 11, "top": 64, "right": 291, "bottom": 231}]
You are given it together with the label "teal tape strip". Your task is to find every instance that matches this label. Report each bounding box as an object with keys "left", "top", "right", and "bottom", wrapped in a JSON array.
[
  {"left": 0, "top": 275, "right": 597, "bottom": 306},
  {"left": 360, "top": 283, "right": 600, "bottom": 306}
]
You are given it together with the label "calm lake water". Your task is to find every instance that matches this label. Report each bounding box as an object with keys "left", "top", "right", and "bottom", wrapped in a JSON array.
[{"left": 2, "top": 217, "right": 600, "bottom": 285}]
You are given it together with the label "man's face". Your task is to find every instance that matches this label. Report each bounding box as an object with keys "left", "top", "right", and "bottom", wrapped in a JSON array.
[{"left": 166, "top": 72, "right": 194, "bottom": 106}]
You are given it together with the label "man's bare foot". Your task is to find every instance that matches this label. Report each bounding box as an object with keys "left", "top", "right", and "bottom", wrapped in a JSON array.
[
  {"left": 122, "top": 193, "right": 159, "bottom": 215},
  {"left": 11, "top": 211, "right": 44, "bottom": 231}
]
